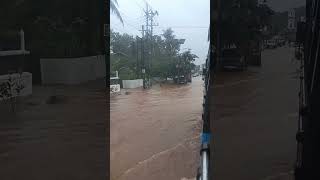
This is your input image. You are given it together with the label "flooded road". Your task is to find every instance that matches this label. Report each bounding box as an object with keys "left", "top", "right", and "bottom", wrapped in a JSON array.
[
  {"left": 211, "top": 46, "right": 299, "bottom": 180},
  {"left": 0, "top": 81, "right": 107, "bottom": 180},
  {"left": 110, "top": 77, "right": 204, "bottom": 180},
  {"left": 111, "top": 46, "right": 299, "bottom": 180}
]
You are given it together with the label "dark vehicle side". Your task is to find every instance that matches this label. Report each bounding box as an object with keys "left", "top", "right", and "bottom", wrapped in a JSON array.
[
  {"left": 174, "top": 75, "right": 187, "bottom": 84},
  {"left": 221, "top": 48, "right": 246, "bottom": 71}
]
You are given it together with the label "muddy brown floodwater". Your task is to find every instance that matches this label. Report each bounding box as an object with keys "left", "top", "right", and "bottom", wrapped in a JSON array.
[
  {"left": 110, "top": 77, "right": 204, "bottom": 180},
  {"left": 0, "top": 80, "right": 106, "bottom": 180},
  {"left": 211, "top": 47, "right": 298, "bottom": 180},
  {"left": 111, "top": 47, "right": 299, "bottom": 180}
]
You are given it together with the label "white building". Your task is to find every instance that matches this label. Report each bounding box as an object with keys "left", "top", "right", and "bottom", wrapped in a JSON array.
[
  {"left": 288, "top": 9, "right": 296, "bottom": 31},
  {"left": 300, "top": 16, "right": 306, "bottom": 22}
]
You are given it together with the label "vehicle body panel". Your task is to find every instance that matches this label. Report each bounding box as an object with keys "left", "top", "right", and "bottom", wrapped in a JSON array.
[{"left": 221, "top": 48, "right": 245, "bottom": 70}]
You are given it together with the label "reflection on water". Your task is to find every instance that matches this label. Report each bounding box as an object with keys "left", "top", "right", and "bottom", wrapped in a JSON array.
[
  {"left": 0, "top": 84, "right": 106, "bottom": 180},
  {"left": 110, "top": 77, "right": 204, "bottom": 180}
]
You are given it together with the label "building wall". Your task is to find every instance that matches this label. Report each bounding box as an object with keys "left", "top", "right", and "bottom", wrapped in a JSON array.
[
  {"left": 0, "top": 51, "right": 30, "bottom": 75},
  {"left": 288, "top": 9, "right": 296, "bottom": 31},
  {"left": 288, "top": 19, "right": 295, "bottom": 30},
  {"left": 122, "top": 79, "right": 143, "bottom": 89},
  {"left": 288, "top": 9, "right": 295, "bottom": 18},
  {"left": 40, "top": 55, "right": 106, "bottom": 85}
]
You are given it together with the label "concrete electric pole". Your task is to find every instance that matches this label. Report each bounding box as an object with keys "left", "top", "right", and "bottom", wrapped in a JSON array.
[{"left": 142, "top": 2, "right": 158, "bottom": 88}]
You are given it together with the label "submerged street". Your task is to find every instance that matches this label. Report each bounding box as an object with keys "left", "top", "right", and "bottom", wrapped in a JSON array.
[
  {"left": 211, "top": 46, "right": 299, "bottom": 180},
  {"left": 111, "top": 46, "right": 299, "bottom": 180},
  {"left": 110, "top": 77, "right": 204, "bottom": 180}
]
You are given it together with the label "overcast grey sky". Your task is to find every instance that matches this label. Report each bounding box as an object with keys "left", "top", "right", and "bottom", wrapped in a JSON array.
[
  {"left": 111, "top": 0, "right": 210, "bottom": 65},
  {"left": 110, "top": 0, "right": 305, "bottom": 65}
]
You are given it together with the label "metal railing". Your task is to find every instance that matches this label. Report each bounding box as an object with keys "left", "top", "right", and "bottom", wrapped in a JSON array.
[
  {"left": 295, "top": 0, "right": 320, "bottom": 178},
  {"left": 197, "top": 37, "right": 213, "bottom": 180}
]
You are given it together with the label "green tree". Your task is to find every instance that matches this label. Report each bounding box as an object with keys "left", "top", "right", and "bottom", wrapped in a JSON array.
[
  {"left": 151, "top": 28, "right": 185, "bottom": 78},
  {"left": 162, "top": 28, "right": 182, "bottom": 56},
  {"left": 110, "top": 28, "right": 198, "bottom": 80},
  {"left": 110, "top": 30, "right": 137, "bottom": 79},
  {"left": 110, "top": 30, "right": 135, "bottom": 56},
  {"left": 176, "top": 50, "right": 198, "bottom": 76}
]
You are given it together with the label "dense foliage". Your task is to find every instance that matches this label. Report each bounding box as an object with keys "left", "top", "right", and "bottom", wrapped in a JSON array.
[{"left": 110, "top": 28, "right": 198, "bottom": 80}]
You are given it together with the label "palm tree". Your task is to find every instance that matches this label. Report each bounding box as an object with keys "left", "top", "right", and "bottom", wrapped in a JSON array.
[{"left": 110, "top": 0, "right": 123, "bottom": 24}]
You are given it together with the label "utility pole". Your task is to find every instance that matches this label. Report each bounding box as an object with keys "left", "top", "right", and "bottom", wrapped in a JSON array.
[
  {"left": 145, "top": 4, "right": 150, "bottom": 88},
  {"left": 136, "top": 36, "right": 140, "bottom": 79},
  {"left": 149, "top": 10, "right": 158, "bottom": 67},
  {"left": 139, "top": 25, "right": 147, "bottom": 89},
  {"left": 149, "top": 10, "right": 159, "bottom": 53},
  {"left": 143, "top": 2, "right": 158, "bottom": 88},
  {"left": 146, "top": 4, "right": 149, "bottom": 37}
]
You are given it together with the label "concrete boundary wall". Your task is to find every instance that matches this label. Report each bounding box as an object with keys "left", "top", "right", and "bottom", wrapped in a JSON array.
[
  {"left": 40, "top": 55, "right": 106, "bottom": 85},
  {"left": 122, "top": 79, "right": 143, "bottom": 89}
]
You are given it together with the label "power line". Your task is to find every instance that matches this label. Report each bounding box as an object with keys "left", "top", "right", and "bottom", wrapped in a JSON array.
[
  {"left": 123, "top": 19, "right": 140, "bottom": 30},
  {"left": 118, "top": 8, "right": 144, "bottom": 19},
  {"left": 110, "top": 26, "right": 122, "bottom": 32},
  {"left": 124, "top": 14, "right": 145, "bottom": 22},
  {"left": 156, "top": 26, "right": 209, "bottom": 29},
  {"left": 112, "top": 16, "right": 141, "bottom": 31},
  {"left": 133, "top": 0, "right": 144, "bottom": 10},
  {"left": 143, "top": 0, "right": 154, "bottom": 11},
  {"left": 119, "top": 10, "right": 139, "bottom": 21},
  {"left": 117, "top": 10, "right": 146, "bottom": 29},
  {"left": 111, "top": 21, "right": 124, "bottom": 27},
  {"left": 123, "top": 16, "right": 144, "bottom": 26},
  {"left": 111, "top": 23, "right": 139, "bottom": 35},
  {"left": 132, "top": 15, "right": 146, "bottom": 22}
]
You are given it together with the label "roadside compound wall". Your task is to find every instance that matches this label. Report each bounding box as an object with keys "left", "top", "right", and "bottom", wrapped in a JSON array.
[
  {"left": 122, "top": 79, "right": 143, "bottom": 89},
  {"left": 40, "top": 55, "right": 106, "bottom": 85}
]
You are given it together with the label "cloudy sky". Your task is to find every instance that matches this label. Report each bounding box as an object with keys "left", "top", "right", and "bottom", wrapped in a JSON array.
[
  {"left": 111, "top": 0, "right": 210, "bottom": 65},
  {"left": 110, "top": 0, "right": 305, "bottom": 65}
]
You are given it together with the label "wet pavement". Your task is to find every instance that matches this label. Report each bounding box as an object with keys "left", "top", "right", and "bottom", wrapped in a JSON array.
[
  {"left": 0, "top": 80, "right": 107, "bottom": 180},
  {"left": 211, "top": 46, "right": 299, "bottom": 180},
  {"left": 0, "top": 46, "right": 297, "bottom": 180},
  {"left": 110, "top": 78, "right": 204, "bottom": 180}
]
